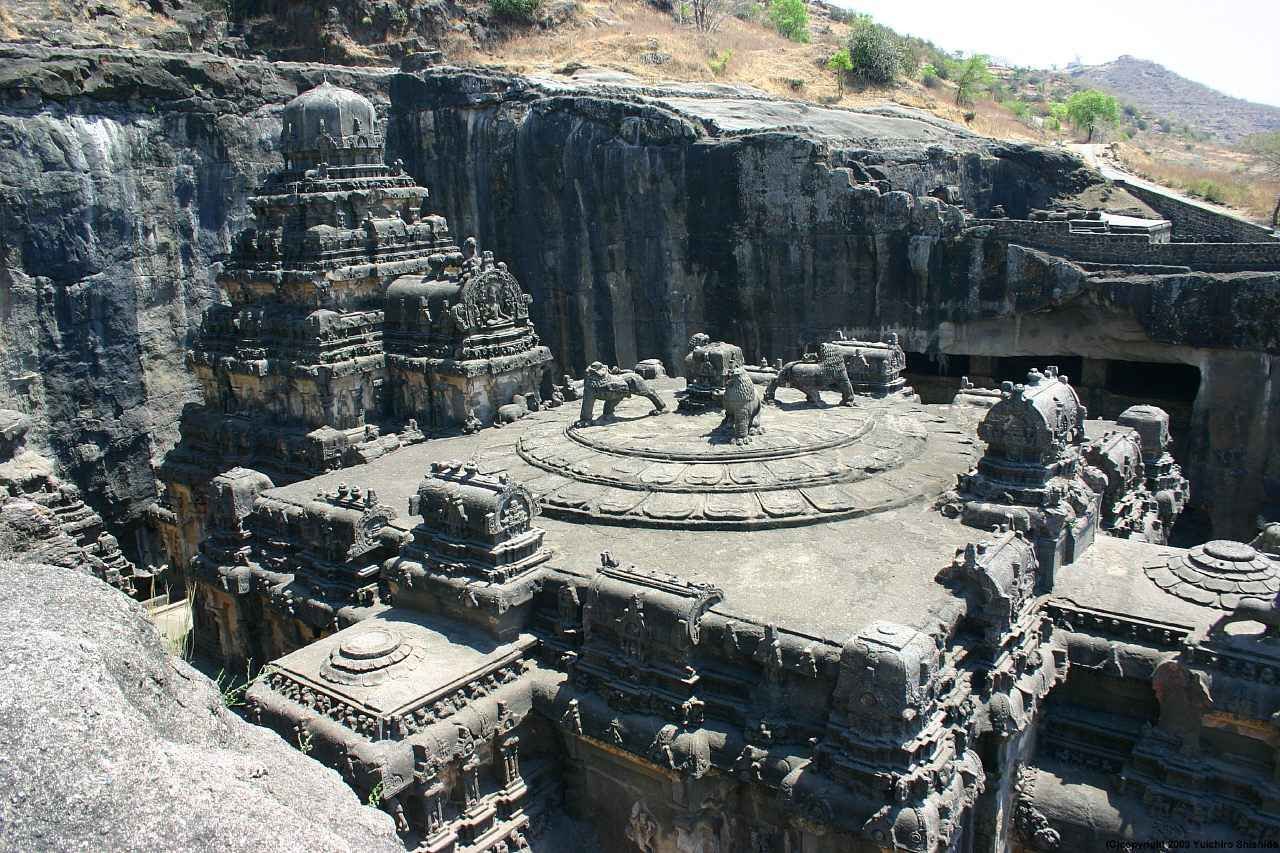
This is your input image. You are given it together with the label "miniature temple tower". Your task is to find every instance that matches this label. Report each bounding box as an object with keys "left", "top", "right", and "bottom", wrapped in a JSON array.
[
  {"left": 383, "top": 237, "right": 552, "bottom": 430},
  {"left": 153, "top": 81, "right": 551, "bottom": 569}
]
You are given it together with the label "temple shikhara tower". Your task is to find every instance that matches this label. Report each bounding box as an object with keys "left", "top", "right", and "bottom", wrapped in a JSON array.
[{"left": 152, "top": 82, "right": 550, "bottom": 569}]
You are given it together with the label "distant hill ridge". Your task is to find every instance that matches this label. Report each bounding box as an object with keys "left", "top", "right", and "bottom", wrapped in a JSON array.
[{"left": 1067, "top": 55, "right": 1280, "bottom": 143}]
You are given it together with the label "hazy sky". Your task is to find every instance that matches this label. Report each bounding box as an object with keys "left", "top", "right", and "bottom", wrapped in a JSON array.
[{"left": 831, "top": 0, "right": 1280, "bottom": 107}]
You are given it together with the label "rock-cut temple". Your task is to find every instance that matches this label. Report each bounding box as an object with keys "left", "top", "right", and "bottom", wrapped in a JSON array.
[{"left": 130, "top": 83, "right": 1280, "bottom": 853}]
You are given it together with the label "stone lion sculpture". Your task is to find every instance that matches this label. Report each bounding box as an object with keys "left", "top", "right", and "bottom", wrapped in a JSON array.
[
  {"left": 577, "top": 362, "right": 666, "bottom": 425},
  {"left": 1212, "top": 587, "right": 1280, "bottom": 639},
  {"left": 764, "top": 343, "right": 855, "bottom": 406},
  {"left": 721, "top": 365, "right": 764, "bottom": 445}
]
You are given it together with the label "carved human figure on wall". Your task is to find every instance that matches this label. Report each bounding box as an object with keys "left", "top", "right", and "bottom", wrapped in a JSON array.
[
  {"left": 444, "top": 495, "right": 469, "bottom": 537},
  {"left": 626, "top": 800, "right": 658, "bottom": 852}
]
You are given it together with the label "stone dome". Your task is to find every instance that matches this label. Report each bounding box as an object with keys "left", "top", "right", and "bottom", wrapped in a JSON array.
[
  {"left": 1145, "top": 539, "right": 1280, "bottom": 610},
  {"left": 279, "top": 82, "right": 383, "bottom": 169},
  {"left": 319, "top": 626, "right": 416, "bottom": 686}
]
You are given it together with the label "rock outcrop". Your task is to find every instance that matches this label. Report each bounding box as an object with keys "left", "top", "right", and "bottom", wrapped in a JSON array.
[{"left": 0, "top": 559, "right": 404, "bottom": 853}]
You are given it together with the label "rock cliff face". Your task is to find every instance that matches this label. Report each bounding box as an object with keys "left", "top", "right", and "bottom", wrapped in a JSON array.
[
  {"left": 0, "top": 46, "right": 391, "bottom": 543},
  {"left": 0, "top": 559, "right": 404, "bottom": 852},
  {"left": 388, "top": 69, "right": 1097, "bottom": 374}
]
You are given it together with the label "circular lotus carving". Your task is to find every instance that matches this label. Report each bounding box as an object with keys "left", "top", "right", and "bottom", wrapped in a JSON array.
[
  {"left": 1145, "top": 539, "right": 1280, "bottom": 610},
  {"left": 320, "top": 627, "right": 416, "bottom": 686},
  {"left": 505, "top": 389, "right": 976, "bottom": 529}
]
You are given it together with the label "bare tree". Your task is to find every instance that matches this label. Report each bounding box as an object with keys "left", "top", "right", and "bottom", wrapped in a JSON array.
[
  {"left": 684, "top": 0, "right": 739, "bottom": 34},
  {"left": 1243, "top": 132, "right": 1280, "bottom": 230}
]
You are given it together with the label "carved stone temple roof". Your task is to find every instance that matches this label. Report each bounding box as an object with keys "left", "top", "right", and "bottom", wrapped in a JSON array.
[
  {"left": 279, "top": 81, "right": 384, "bottom": 170},
  {"left": 1145, "top": 539, "right": 1280, "bottom": 610}
]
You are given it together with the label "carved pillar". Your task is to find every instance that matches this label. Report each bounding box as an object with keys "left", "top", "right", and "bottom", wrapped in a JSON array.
[
  {"left": 423, "top": 777, "right": 447, "bottom": 836},
  {"left": 500, "top": 732, "right": 521, "bottom": 787},
  {"left": 462, "top": 753, "right": 481, "bottom": 810}
]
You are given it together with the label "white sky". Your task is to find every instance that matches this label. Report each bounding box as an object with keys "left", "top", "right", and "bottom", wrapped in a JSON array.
[{"left": 830, "top": 0, "right": 1280, "bottom": 107}]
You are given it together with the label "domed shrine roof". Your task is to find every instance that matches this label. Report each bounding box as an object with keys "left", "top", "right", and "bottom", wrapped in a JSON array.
[
  {"left": 1145, "top": 540, "right": 1280, "bottom": 609},
  {"left": 279, "top": 81, "right": 382, "bottom": 167}
]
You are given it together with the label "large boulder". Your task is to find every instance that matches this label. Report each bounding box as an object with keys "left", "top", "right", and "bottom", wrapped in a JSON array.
[{"left": 0, "top": 561, "right": 404, "bottom": 853}]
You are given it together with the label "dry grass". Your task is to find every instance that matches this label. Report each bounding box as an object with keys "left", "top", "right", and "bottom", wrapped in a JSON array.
[
  {"left": 1113, "top": 141, "right": 1279, "bottom": 224},
  {"left": 461, "top": 0, "right": 1066, "bottom": 145},
  {"left": 455, "top": 0, "right": 872, "bottom": 103}
]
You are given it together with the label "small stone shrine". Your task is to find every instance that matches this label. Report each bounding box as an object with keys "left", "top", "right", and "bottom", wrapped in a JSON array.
[
  {"left": 676, "top": 332, "right": 745, "bottom": 411},
  {"left": 827, "top": 331, "right": 916, "bottom": 399},
  {"left": 384, "top": 238, "right": 551, "bottom": 432}
]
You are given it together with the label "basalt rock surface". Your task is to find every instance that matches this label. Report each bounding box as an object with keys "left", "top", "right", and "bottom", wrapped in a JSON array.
[
  {"left": 0, "top": 559, "right": 404, "bottom": 852},
  {"left": 0, "top": 45, "right": 392, "bottom": 540}
]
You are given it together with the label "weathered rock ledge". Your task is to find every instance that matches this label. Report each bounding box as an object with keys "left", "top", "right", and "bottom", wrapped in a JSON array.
[{"left": 0, "top": 560, "right": 403, "bottom": 853}]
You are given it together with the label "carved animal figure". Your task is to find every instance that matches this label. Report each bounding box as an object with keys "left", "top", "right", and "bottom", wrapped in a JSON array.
[
  {"left": 494, "top": 394, "right": 533, "bottom": 427},
  {"left": 1251, "top": 523, "right": 1280, "bottom": 556},
  {"left": 765, "top": 344, "right": 855, "bottom": 406},
  {"left": 721, "top": 366, "right": 764, "bottom": 445},
  {"left": 1213, "top": 591, "right": 1280, "bottom": 639},
  {"left": 561, "top": 374, "right": 580, "bottom": 402},
  {"left": 577, "top": 362, "right": 666, "bottom": 425}
]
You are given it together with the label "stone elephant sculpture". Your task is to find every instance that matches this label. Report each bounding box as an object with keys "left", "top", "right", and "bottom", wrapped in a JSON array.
[{"left": 577, "top": 362, "right": 666, "bottom": 425}]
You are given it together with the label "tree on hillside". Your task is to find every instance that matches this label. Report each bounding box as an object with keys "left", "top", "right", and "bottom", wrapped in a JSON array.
[
  {"left": 1243, "top": 131, "right": 1280, "bottom": 228},
  {"left": 951, "top": 55, "right": 992, "bottom": 106},
  {"left": 826, "top": 48, "right": 853, "bottom": 96},
  {"left": 1065, "top": 89, "right": 1120, "bottom": 142},
  {"left": 685, "top": 0, "right": 735, "bottom": 33},
  {"left": 768, "top": 0, "right": 809, "bottom": 43},
  {"left": 847, "top": 19, "right": 908, "bottom": 87}
]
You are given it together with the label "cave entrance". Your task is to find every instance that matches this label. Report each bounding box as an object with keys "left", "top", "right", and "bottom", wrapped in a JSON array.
[
  {"left": 903, "top": 352, "right": 971, "bottom": 404},
  {"left": 992, "top": 355, "right": 1085, "bottom": 385}
]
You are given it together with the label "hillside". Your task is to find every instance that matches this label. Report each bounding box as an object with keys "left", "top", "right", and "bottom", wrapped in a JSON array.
[
  {"left": 0, "top": 0, "right": 1275, "bottom": 226},
  {"left": 1067, "top": 55, "right": 1280, "bottom": 143}
]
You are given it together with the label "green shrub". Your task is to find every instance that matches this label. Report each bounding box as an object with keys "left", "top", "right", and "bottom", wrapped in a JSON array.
[
  {"left": 490, "top": 0, "right": 541, "bottom": 21},
  {"left": 1187, "top": 179, "right": 1228, "bottom": 204},
  {"left": 709, "top": 48, "right": 733, "bottom": 75},
  {"left": 920, "top": 62, "right": 939, "bottom": 88},
  {"left": 768, "top": 0, "right": 809, "bottom": 43},
  {"left": 847, "top": 20, "right": 906, "bottom": 86},
  {"left": 827, "top": 47, "right": 852, "bottom": 94},
  {"left": 952, "top": 55, "right": 993, "bottom": 106}
]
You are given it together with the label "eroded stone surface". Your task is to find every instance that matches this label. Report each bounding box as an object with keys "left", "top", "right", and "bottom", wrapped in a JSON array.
[{"left": 0, "top": 561, "right": 402, "bottom": 853}]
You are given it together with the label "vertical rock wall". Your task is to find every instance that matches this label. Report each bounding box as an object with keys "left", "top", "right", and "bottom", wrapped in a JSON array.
[
  {"left": 0, "top": 49, "right": 391, "bottom": 546},
  {"left": 0, "top": 106, "right": 275, "bottom": 539}
]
